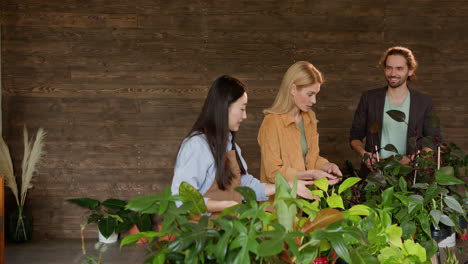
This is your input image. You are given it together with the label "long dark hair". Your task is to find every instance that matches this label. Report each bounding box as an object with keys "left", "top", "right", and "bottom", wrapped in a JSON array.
[{"left": 187, "top": 75, "right": 247, "bottom": 190}]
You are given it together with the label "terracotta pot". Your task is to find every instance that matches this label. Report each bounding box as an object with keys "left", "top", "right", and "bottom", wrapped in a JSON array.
[{"left": 129, "top": 225, "right": 148, "bottom": 244}]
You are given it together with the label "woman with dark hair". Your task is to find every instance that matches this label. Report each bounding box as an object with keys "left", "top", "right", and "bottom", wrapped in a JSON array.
[{"left": 171, "top": 75, "right": 315, "bottom": 213}]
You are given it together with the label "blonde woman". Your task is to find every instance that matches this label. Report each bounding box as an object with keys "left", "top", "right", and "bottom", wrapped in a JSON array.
[{"left": 258, "top": 61, "right": 342, "bottom": 197}]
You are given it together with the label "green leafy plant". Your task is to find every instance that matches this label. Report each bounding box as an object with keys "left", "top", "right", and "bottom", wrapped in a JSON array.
[
  {"left": 67, "top": 198, "right": 148, "bottom": 239},
  {"left": 119, "top": 173, "right": 431, "bottom": 264}
]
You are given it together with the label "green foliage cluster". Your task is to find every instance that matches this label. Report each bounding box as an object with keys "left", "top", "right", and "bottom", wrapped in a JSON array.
[
  {"left": 120, "top": 174, "right": 430, "bottom": 264},
  {"left": 68, "top": 198, "right": 151, "bottom": 239}
]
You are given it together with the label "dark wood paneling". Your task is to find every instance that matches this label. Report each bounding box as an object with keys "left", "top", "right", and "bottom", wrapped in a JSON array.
[{"left": 2, "top": 0, "right": 467, "bottom": 239}]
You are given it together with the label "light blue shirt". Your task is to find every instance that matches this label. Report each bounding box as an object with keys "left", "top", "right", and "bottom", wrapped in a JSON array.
[
  {"left": 380, "top": 94, "right": 410, "bottom": 158},
  {"left": 171, "top": 133, "right": 268, "bottom": 205}
]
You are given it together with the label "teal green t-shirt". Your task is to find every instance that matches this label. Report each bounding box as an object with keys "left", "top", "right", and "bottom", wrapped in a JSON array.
[
  {"left": 380, "top": 93, "right": 410, "bottom": 158},
  {"left": 297, "top": 119, "right": 308, "bottom": 161}
]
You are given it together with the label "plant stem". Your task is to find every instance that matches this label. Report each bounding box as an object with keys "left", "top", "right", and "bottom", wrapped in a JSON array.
[{"left": 15, "top": 206, "right": 28, "bottom": 241}]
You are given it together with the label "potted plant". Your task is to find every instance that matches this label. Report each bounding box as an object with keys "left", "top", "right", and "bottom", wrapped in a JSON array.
[
  {"left": 0, "top": 126, "right": 46, "bottom": 242},
  {"left": 119, "top": 173, "right": 431, "bottom": 263},
  {"left": 68, "top": 197, "right": 134, "bottom": 243}
]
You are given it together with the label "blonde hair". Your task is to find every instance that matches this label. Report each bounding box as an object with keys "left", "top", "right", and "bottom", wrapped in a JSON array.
[{"left": 264, "top": 61, "right": 324, "bottom": 114}]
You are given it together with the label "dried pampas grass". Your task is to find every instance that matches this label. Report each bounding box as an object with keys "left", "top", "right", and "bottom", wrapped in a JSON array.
[
  {"left": 0, "top": 136, "right": 19, "bottom": 205},
  {"left": 0, "top": 126, "right": 46, "bottom": 206}
]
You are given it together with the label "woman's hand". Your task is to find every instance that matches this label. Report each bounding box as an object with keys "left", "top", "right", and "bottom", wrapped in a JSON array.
[
  {"left": 288, "top": 180, "right": 319, "bottom": 200},
  {"left": 319, "top": 163, "right": 342, "bottom": 185},
  {"left": 298, "top": 167, "right": 341, "bottom": 185},
  {"left": 206, "top": 200, "right": 239, "bottom": 212}
]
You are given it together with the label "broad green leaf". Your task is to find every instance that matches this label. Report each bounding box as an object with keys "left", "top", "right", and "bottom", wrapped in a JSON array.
[
  {"left": 314, "top": 177, "right": 329, "bottom": 192},
  {"left": 275, "top": 200, "right": 296, "bottom": 231},
  {"left": 328, "top": 232, "right": 351, "bottom": 263},
  {"left": 348, "top": 204, "right": 372, "bottom": 216},
  {"left": 443, "top": 196, "right": 464, "bottom": 213},
  {"left": 440, "top": 214, "right": 455, "bottom": 226},
  {"left": 382, "top": 187, "right": 394, "bottom": 207},
  {"left": 126, "top": 194, "right": 160, "bottom": 214},
  {"left": 409, "top": 194, "right": 423, "bottom": 203},
  {"left": 179, "top": 181, "right": 207, "bottom": 214},
  {"left": 408, "top": 199, "right": 422, "bottom": 215},
  {"left": 98, "top": 217, "right": 117, "bottom": 238},
  {"left": 386, "top": 225, "right": 403, "bottom": 248},
  {"left": 338, "top": 177, "right": 361, "bottom": 194},
  {"left": 350, "top": 248, "right": 379, "bottom": 264},
  {"left": 402, "top": 239, "right": 427, "bottom": 262},
  {"left": 430, "top": 210, "right": 442, "bottom": 226},
  {"left": 383, "top": 144, "right": 398, "bottom": 153},
  {"left": 68, "top": 198, "right": 100, "bottom": 210},
  {"left": 120, "top": 231, "right": 163, "bottom": 247},
  {"left": 400, "top": 221, "right": 416, "bottom": 239},
  {"left": 423, "top": 184, "right": 443, "bottom": 205},
  {"left": 311, "top": 189, "right": 324, "bottom": 198},
  {"left": 394, "top": 193, "right": 411, "bottom": 206},
  {"left": 386, "top": 110, "right": 406, "bottom": 122},
  {"left": 412, "top": 183, "right": 429, "bottom": 189},
  {"left": 102, "top": 199, "right": 127, "bottom": 210},
  {"left": 435, "top": 166, "right": 464, "bottom": 185},
  {"left": 326, "top": 193, "right": 344, "bottom": 209},
  {"left": 130, "top": 213, "right": 152, "bottom": 232},
  {"left": 399, "top": 177, "right": 407, "bottom": 192},
  {"left": 378, "top": 246, "right": 403, "bottom": 263},
  {"left": 234, "top": 186, "right": 257, "bottom": 206},
  {"left": 367, "top": 169, "right": 386, "bottom": 185}
]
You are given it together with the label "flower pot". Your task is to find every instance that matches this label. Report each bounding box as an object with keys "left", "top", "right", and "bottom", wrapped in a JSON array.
[
  {"left": 8, "top": 206, "right": 33, "bottom": 242},
  {"left": 128, "top": 224, "right": 148, "bottom": 244},
  {"left": 98, "top": 231, "right": 118, "bottom": 244},
  {"left": 438, "top": 232, "right": 456, "bottom": 248},
  {"left": 431, "top": 224, "right": 452, "bottom": 242}
]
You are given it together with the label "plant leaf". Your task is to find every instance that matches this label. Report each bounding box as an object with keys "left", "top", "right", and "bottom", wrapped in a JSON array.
[
  {"left": 68, "top": 198, "right": 100, "bottom": 210},
  {"left": 179, "top": 181, "right": 207, "bottom": 214},
  {"left": 301, "top": 208, "right": 343, "bottom": 233},
  {"left": 120, "top": 231, "right": 164, "bottom": 247},
  {"left": 400, "top": 221, "right": 416, "bottom": 239},
  {"left": 102, "top": 199, "right": 127, "bottom": 210},
  {"left": 326, "top": 193, "right": 344, "bottom": 209},
  {"left": 430, "top": 210, "right": 442, "bottom": 226},
  {"left": 234, "top": 186, "right": 257, "bottom": 206},
  {"left": 338, "top": 177, "right": 361, "bottom": 194},
  {"left": 383, "top": 144, "right": 399, "bottom": 153},
  {"left": 313, "top": 177, "right": 329, "bottom": 192},
  {"left": 444, "top": 196, "right": 464, "bottom": 214},
  {"left": 348, "top": 204, "right": 372, "bottom": 216},
  {"left": 435, "top": 167, "right": 464, "bottom": 185},
  {"left": 423, "top": 184, "right": 443, "bottom": 206},
  {"left": 386, "top": 110, "right": 406, "bottom": 122},
  {"left": 350, "top": 248, "right": 379, "bottom": 264},
  {"left": 439, "top": 214, "right": 455, "bottom": 226},
  {"left": 99, "top": 217, "right": 117, "bottom": 238}
]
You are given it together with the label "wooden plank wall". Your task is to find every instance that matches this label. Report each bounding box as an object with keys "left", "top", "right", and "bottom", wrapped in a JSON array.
[{"left": 1, "top": 1, "right": 467, "bottom": 239}]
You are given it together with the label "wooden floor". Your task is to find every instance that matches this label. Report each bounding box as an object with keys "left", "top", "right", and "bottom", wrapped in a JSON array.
[
  {"left": 5, "top": 239, "right": 148, "bottom": 264},
  {"left": 5, "top": 238, "right": 468, "bottom": 264}
]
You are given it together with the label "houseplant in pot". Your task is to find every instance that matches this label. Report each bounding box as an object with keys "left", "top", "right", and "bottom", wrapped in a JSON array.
[
  {"left": 68, "top": 197, "right": 134, "bottom": 243},
  {"left": 0, "top": 126, "right": 46, "bottom": 242}
]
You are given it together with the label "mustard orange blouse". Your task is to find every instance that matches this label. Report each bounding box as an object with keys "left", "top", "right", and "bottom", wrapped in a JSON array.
[{"left": 258, "top": 111, "right": 329, "bottom": 184}]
